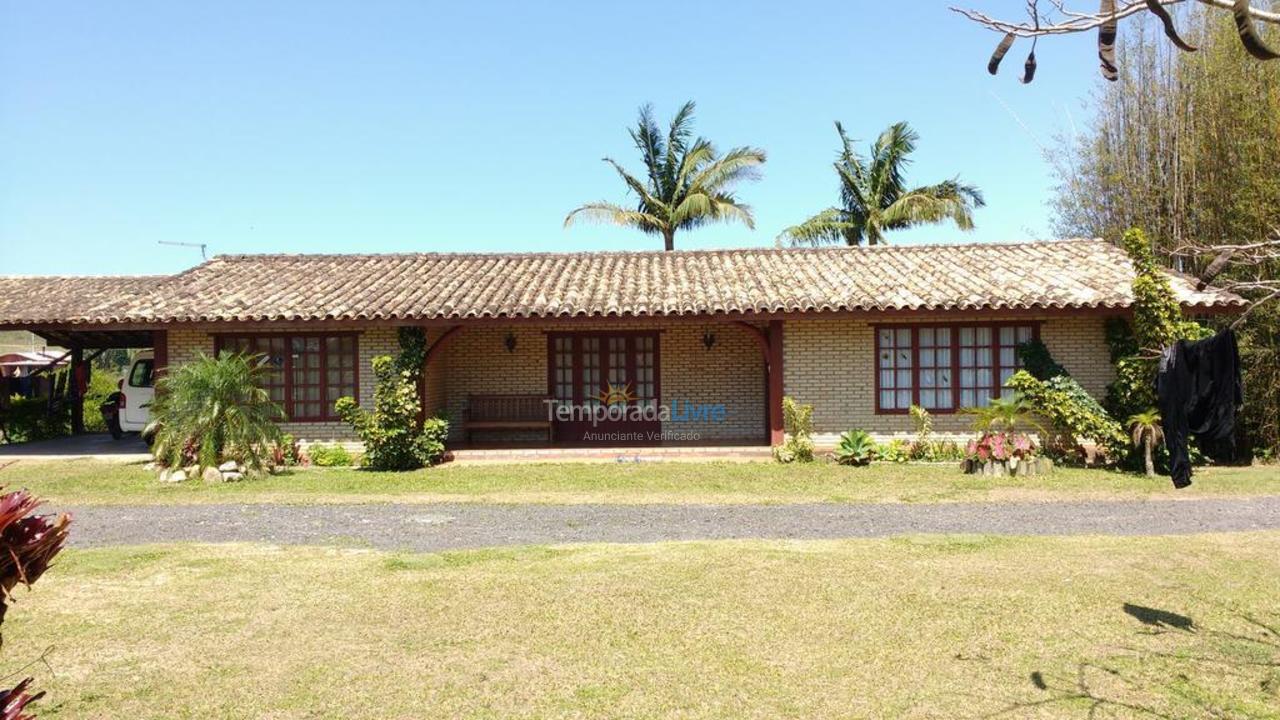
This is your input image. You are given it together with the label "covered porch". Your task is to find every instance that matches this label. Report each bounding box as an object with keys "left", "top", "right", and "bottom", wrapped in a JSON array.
[{"left": 419, "top": 318, "right": 786, "bottom": 450}]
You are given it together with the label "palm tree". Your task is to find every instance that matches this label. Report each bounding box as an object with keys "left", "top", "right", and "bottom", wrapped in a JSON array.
[
  {"left": 778, "top": 122, "right": 985, "bottom": 246},
  {"left": 146, "top": 352, "right": 285, "bottom": 475},
  {"left": 565, "top": 101, "right": 766, "bottom": 251},
  {"left": 1127, "top": 410, "right": 1165, "bottom": 478}
]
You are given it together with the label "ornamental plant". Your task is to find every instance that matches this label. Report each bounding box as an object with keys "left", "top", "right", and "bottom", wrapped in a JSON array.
[
  {"left": 146, "top": 352, "right": 285, "bottom": 475},
  {"left": 832, "top": 429, "right": 875, "bottom": 466},
  {"left": 1006, "top": 370, "right": 1127, "bottom": 459},
  {"left": 965, "top": 431, "right": 1037, "bottom": 463},
  {"left": 0, "top": 488, "right": 73, "bottom": 718},
  {"left": 772, "top": 397, "right": 815, "bottom": 464}
]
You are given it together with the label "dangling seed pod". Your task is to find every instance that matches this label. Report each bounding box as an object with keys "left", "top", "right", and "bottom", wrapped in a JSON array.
[
  {"left": 1022, "top": 49, "right": 1038, "bottom": 83},
  {"left": 988, "top": 33, "right": 1016, "bottom": 75},
  {"left": 1234, "top": 0, "right": 1280, "bottom": 60},
  {"left": 1098, "top": 0, "right": 1119, "bottom": 81},
  {"left": 1145, "top": 0, "right": 1197, "bottom": 52}
]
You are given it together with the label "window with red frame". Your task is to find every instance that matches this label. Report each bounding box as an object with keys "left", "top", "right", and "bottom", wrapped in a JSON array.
[
  {"left": 875, "top": 323, "right": 1038, "bottom": 414},
  {"left": 215, "top": 334, "right": 357, "bottom": 421}
]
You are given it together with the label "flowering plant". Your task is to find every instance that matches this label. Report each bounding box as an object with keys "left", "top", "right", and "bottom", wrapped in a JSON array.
[{"left": 965, "top": 431, "right": 1037, "bottom": 463}]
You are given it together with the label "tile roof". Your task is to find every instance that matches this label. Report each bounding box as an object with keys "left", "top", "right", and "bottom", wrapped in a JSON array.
[
  {"left": 0, "top": 276, "right": 163, "bottom": 326},
  {"left": 0, "top": 239, "right": 1245, "bottom": 326}
]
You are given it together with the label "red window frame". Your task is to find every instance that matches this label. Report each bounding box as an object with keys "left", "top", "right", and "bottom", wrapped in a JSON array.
[
  {"left": 873, "top": 322, "right": 1041, "bottom": 415},
  {"left": 213, "top": 332, "right": 359, "bottom": 422}
]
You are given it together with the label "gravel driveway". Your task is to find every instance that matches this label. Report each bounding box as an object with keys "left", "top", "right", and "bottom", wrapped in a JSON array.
[{"left": 60, "top": 497, "right": 1280, "bottom": 552}]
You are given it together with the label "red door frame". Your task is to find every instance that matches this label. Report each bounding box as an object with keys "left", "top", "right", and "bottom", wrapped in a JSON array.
[{"left": 546, "top": 330, "right": 662, "bottom": 444}]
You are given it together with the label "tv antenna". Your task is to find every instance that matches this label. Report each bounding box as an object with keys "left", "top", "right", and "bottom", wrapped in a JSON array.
[{"left": 158, "top": 241, "right": 209, "bottom": 260}]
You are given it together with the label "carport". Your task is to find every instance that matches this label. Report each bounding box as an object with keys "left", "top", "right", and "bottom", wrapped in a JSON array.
[{"left": 0, "top": 275, "right": 164, "bottom": 437}]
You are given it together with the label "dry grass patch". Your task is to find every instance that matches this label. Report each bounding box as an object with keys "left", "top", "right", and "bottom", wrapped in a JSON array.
[
  {"left": 8, "top": 534, "right": 1280, "bottom": 718},
  {"left": 2, "top": 459, "right": 1278, "bottom": 507}
]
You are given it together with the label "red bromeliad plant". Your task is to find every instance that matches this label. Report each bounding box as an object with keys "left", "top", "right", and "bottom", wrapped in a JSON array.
[
  {"left": 965, "top": 431, "right": 1037, "bottom": 463},
  {"left": 0, "top": 488, "right": 72, "bottom": 718}
]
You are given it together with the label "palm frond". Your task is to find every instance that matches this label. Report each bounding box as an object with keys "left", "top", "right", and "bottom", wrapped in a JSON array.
[
  {"left": 688, "top": 146, "right": 767, "bottom": 192},
  {"left": 868, "top": 121, "right": 918, "bottom": 205},
  {"left": 601, "top": 158, "right": 668, "bottom": 212},
  {"left": 776, "top": 208, "right": 860, "bottom": 246},
  {"left": 629, "top": 104, "right": 665, "bottom": 191},
  {"left": 880, "top": 179, "right": 985, "bottom": 232},
  {"left": 563, "top": 202, "right": 664, "bottom": 234}
]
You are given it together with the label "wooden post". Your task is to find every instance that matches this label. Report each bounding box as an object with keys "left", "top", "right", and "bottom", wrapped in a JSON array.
[
  {"left": 151, "top": 329, "right": 169, "bottom": 376},
  {"left": 70, "top": 344, "right": 85, "bottom": 434},
  {"left": 767, "top": 320, "right": 785, "bottom": 446}
]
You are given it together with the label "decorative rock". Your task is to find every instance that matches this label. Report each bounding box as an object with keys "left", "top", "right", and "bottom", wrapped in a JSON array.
[
  {"left": 201, "top": 466, "right": 224, "bottom": 483},
  {"left": 218, "top": 460, "right": 239, "bottom": 473},
  {"left": 143, "top": 462, "right": 156, "bottom": 472},
  {"left": 222, "top": 471, "right": 244, "bottom": 482},
  {"left": 168, "top": 469, "right": 188, "bottom": 483}
]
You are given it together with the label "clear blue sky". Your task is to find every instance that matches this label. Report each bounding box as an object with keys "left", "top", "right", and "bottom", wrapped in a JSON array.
[{"left": 1, "top": 1, "right": 1100, "bottom": 276}]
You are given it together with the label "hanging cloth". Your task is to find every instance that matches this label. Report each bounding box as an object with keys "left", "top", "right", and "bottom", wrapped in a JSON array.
[{"left": 1155, "top": 328, "right": 1243, "bottom": 488}]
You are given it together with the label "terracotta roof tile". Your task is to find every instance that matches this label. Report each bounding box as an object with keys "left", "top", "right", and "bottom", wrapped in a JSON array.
[{"left": 0, "top": 239, "right": 1244, "bottom": 326}]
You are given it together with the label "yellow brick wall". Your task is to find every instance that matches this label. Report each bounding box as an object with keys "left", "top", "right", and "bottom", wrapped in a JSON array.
[
  {"left": 782, "top": 315, "right": 1118, "bottom": 443},
  {"left": 166, "top": 324, "right": 399, "bottom": 445},
  {"left": 437, "top": 320, "right": 767, "bottom": 443}
]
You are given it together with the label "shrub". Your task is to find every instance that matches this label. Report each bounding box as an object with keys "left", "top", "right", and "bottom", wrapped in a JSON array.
[
  {"left": 1016, "top": 339, "right": 1069, "bottom": 381},
  {"left": 147, "top": 352, "right": 284, "bottom": 474},
  {"left": 772, "top": 396, "right": 815, "bottom": 464},
  {"left": 908, "top": 439, "right": 966, "bottom": 462},
  {"left": 965, "top": 431, "right": 1037, "bottom": 463},
  {"left": 337, "top": 356, "right": 449, "bottom": 471},
  {"left": 873, "top": 439, "right": 909, "bottom": 463},
  {"left": 0, "top": 396, "right": 67, "bottom": 444},
  {"left": 274, "top": 434, "right": 302, "bottom": 467},
  {"left": 1006, "top": 370, "right": 1127, "bottom": 459},
  {"left": 832, "top": 429, "right": 875, "bottom": 466},
  {"left": 308, "top": 444, "right": 354, "bottom": 467},
  {"left": 962, "top": 394, "right": 1042, "bottom": 435}
]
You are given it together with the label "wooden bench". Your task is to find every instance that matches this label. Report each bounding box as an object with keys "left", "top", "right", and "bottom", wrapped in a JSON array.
[{"left": 462, "top": 394, "right": 553, "bottom": 444}]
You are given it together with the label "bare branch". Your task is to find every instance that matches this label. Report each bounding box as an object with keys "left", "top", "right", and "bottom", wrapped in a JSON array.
[{"left": 951, "top": 1, "right": 1280, "bottom": 38}]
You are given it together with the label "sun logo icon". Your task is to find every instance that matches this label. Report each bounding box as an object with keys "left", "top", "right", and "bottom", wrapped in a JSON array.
[{"left": 597, "top": 381, "right": 635, "bottom": 406}]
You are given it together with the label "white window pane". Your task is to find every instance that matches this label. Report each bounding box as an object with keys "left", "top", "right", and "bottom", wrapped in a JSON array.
[
  {"left": 879, "top": 329, "right": 893, "bottom": 346},
  {"left": 960, "top": 348, "right": 975, "bottom": 367},
  {"left": 977, "top": 348, "right": 992, "bottom": 366},
  {"left": 1000, "top": 327, "right": 1014, "bottom": 344},
  {"left": 920, "top": 349, "right": 935, "bottom": 367},
  {"left": 1017, "top": 326, "right": 1033, "bottom": 342},
  {"left": 936, "top": 390, "right": 954, "bottom": 409},
  {"left": 937, "top": 369, "right": 952, "bottom": 388},
  {"left": 961, "top": 369, "right": 976, "bottom": 387},
  {"left": 896, "top": 390, "right": 912, "bottom": 407},
  {"left": 1000, "top": 348, "right": 1015, "bottom": 366},
  {"left": 960, "top": 390, "right": 976, "bottom": 408},
  {"left": 976, "top": 327, "right": 992, "bottom": 344},
  {"left": 959, "top": 327, "right": 974, "bottom": 344},
  {"left": 920, "top": 390, "right": 937, "bottom": 408},
  {"left": 919, "top": 328, "right": 934, "bottom": 346},
  {"left": 881, "top": 370, "right": 894, "bottom": 388},
  {"left": 936, "top": 328, "right": 950, "bottom": 345},
  {"left": 921, "top": 369, "right": 936, "bottom": 388},
  {"left": 977, "top": 369, "right": 993, "bottom": 387},
  {"left": 896, "top": 328, "right": 911, "bottom": 346},
  {"left": 896, "top": 350, "right": 912, "bottom": 367},
  {"left": 976, "top": 390, "right": 992, "bottom": 407},
  {"left": 881, "top": 390, "right": 895, "bottom": 408},
  {"left": 896, "top": 369, "right": 912, "bottom": 388},
  {"left": 937, "top": 348, "right": 951, "bottom": 366},
  {"left": 880, "top": 351, "right": 893, "bottom": 369}
]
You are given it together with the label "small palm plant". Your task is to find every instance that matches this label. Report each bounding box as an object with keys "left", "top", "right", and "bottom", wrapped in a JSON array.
[
  {"left": 832, "top": 430, "right": 876, "bottom": 466},
  {"left": 146, "top": 352, "right": 284, "bottom": 475},
  {"left": 565, "top": 101, "right": 766, "bottom": 251},
  {"left": 778, "top": 121, "right": 984, "bottom": 246},
  {"left": 963, "top": 395, "right": 1042, "bottom": 434},
  {"left": 1127, "top": 410, "right": 1165, "bottom": 478}
]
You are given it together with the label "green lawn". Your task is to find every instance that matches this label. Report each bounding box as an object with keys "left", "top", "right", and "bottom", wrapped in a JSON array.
[
  {"left": 1, "top": 458, "right": 1277, "bottom": 506},
  {"left": 11, "top": 534, "right": 1280, "bottom": 718}
]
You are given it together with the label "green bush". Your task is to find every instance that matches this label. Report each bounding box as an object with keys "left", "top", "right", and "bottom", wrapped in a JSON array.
[
  {"left": 1006, "top": 370, "right": 1127, "bottom": 459},
  {"left": 832, "top": 429, "right": 875, "bottom": 466},
  {"left": 772, "top": 397, "right": 815, "bottom": 464},
  {"left": 1016, "top": 340, "right": 1068, "bottom": 381},
  {"left": 147, "top": 352, "right": 285, "bottom": 473},
  {"left": 908, "top": 439, "right": 966, "bottom": 462},
  {"left": 873, "top": 439, "right": 909, "bottom": 463},
  {"left": 307, "top": 444, "right": 354, "bottom": 467},
  {"left": 1, "top": 395, "right": 68, "bottom": 444}
]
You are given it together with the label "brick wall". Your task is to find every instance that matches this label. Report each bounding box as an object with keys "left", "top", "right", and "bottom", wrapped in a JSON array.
[
  {"left": 782, "top": 314, "right": 1118, "bottom": 444},
  {"left": 438, "top": 320, "right": 767, "bottom": 443},
  {"left": 166, "top": 324, "right": 399, "bottom": 446}
]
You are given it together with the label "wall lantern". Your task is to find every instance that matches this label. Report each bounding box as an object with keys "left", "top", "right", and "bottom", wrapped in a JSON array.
[
  {"left": 503, "top": 331, "right": 518, "bottom": 353},
  {"left": 702, "top": 330, "right": 717, "bottom": 351}
]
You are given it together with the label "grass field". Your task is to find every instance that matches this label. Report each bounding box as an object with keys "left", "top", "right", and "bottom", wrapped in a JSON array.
[
  {"left": 1, "top": 458, "right": 1276, "bottom": 506},
  {"left": 9, "top": 534, "right": 1280, "bottom": 718}
]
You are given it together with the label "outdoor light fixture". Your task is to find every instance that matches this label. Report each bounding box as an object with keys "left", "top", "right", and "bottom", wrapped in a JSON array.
[
  {"left": 702, "top": 330, "right": 716, "bottom": 351},
  {"left": 503, "top": 331, "right": 517, "bottom": 353}
]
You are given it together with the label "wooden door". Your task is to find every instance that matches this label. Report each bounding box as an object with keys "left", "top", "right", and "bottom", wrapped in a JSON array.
[{"left": 548, "top": 331, "right": 660, "bottom": 444}]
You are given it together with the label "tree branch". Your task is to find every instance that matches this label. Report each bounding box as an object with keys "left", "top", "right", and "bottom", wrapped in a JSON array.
[{"left": 952, "top": 0, "right": 1280, "bottom": 38}]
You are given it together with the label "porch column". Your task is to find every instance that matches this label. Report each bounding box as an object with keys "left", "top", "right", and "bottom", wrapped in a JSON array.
[
  {"left": 767, "top": 319, "right": 784, "bottom": 446},
  {"left": 151, "top": 329, "right": 169, "bottom": 376},
  {"left": 69, "top": 344, "right": 85, "bottom": 434}
]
